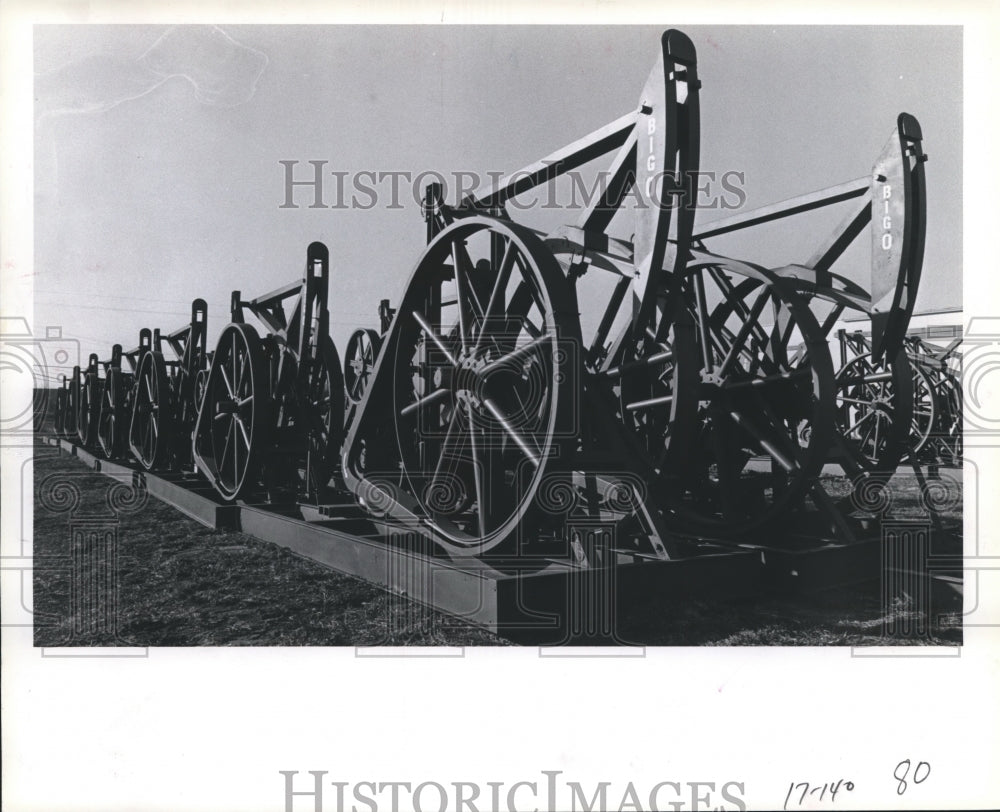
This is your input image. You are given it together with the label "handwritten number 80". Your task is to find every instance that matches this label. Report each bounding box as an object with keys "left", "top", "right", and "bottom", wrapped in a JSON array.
[{"left": 894, "top": 760, "right": 930, "bottom": 795}]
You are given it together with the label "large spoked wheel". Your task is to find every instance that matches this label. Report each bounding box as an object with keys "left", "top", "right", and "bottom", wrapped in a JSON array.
[
  {"left": 195, "top": 367, "right": 210, "bottom": 412},
  {"left": 129, "top": 351, "right": 171, "bottom": 470},
  {"left": 833, "top": 349, "right": 913, "bottom": 475},
  {"left": 902, "top": 362, "right": 937, "bottom": 461},
  {"left": 934, "top": 371, "right": 962, "bottom": 465},
  {"left": 98, "top": 369, "right": 127, "bottom": 459},
  {"left": 614, "top": 305, "right": 699, "bottom": 480},
  {"left": 344, "top": 328, "right": 381, "bottom": 404},
  {"left": 667, "top": 269, "right": 835, "bottom": 536},
  {"left": 195, "top": 323, "right": 268, "bottom": 501},
  {"left": 76, "top": 373, "right": 100, "bottom": 448},
  {"left": 389, "top": 218, "right": 579, "bottom": 556}
]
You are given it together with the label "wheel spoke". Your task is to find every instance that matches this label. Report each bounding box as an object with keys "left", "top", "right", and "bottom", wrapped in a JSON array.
[
  {"left": 429, "top": 408, "right": 465, "bottom": 495},
  {"left": 859, "top": 416, "right": 878, "bottom": 452},
  {"left": 465, "top": 401, "right": 488, "bottom": 537},
  {"left": 400, "top": 387, "right": 451, "bottom": 417},
  {"left": 218, "top": 359, "right": 234, "bottom": 401},
  {"left": 481, "top": 334, "right": 550, "bottom": 376},
  {"left": 626, "top": 394, "right": 674, "bottom": 412},
  {"left": 728, "top": 409, "right": 798, "bottom": 472},
  {"left": 221, "top": 420, "right": 234, "bottom": 482},
  {"left": 235, "top": 416, "right": 251, "bottom": 455},
  {"left": 450, "top": 243, "right": 473, "bottom": 352},
  {"left": 474, "top": 240, "right": 518, "bottom": 354},
  {"left": 846, "top": 409, "right": 877, "bottom": 436},
  {"left": 412, "top": 310, "right": 458, "bottom": 366},
  {"left": 230, "top": 332, "right": 239, "bottom": 395},
  {"left": 236, "top": 348, "right": 249, "bottom": 394},
  {"left": 482, "top": 397, "right": 540, "bottom": 466},
  {"left": 232, "top": 420, "right": 242, "bottom": 484},
  {"left": 452, "top": 240, "right": 483, "bottom": 350},
  {"left": 494, "top": 282, "right": 538, "bottom": 350},
  {"left": 838, "top": 395, "right": 875, "bottom": 407},
  {"left": 454, "top": 242, "right": 486, "bottom": 321}
]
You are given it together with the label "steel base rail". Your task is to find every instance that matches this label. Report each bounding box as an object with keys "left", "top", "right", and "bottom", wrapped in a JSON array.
[{"left": 41, "top": 432, "right": 962, "bottom": 641}]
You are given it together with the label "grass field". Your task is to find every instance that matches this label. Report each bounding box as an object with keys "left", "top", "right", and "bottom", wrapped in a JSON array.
[{"left": 32, "top": 439, "right": 963, "bottom": 647}]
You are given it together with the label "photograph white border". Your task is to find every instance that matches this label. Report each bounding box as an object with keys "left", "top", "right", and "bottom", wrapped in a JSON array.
[{"left": 3, "top": 2, "right": 998, "bottom": 810}]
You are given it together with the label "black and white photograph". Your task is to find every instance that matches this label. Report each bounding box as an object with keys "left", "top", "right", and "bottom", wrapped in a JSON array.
[{"left": 2, "top": 3, "right": 997, "bottom": 811}]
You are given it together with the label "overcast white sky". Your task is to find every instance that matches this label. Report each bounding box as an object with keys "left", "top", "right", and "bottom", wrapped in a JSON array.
[{"left": 33, "top": 24, "right": 962, "bottom": 376}]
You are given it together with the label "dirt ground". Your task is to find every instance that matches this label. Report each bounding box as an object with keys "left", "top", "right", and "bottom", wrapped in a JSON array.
[{"left": 32, "top": 440, "right": 963, "bottom": 647}]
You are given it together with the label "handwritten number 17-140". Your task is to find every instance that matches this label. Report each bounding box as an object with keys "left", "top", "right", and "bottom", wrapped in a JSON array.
[{"left": 783, "top": 779, "right": 854, "bottom": 809}]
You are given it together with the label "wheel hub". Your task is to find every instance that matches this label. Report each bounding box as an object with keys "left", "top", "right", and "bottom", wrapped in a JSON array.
[
  {"left": 453, "top": 349, "right": 490, "bottom": 407},
  {"left": 216, "top": 399, "right": 240, "bottom": 415}
]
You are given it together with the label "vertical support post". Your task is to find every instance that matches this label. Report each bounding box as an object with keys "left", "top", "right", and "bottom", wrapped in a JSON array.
[
  {"left": 230, "top": 290, "right": 244, "bottom": 324},
  {"left": 137, "top": 328, "right": 151, "bottom": 368},
  {"left": 189, "top": 299, "right": 208, "bottom": 377},
  {"left": 67, "top": 365, "right": 81, "bottom": 435},
  {"left": 300, "top": 242, "right": 330, "bottom": 503},
  {"left": 424, "top": 183, "right": 447, "bottom": 243},
  {"left": 378, "top": 299, "right": 395, "bottom": 334}
]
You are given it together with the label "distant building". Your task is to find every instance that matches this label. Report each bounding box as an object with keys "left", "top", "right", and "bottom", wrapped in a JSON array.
[{"left": 835, "top": 307, "right": 963, "bottom": 343}]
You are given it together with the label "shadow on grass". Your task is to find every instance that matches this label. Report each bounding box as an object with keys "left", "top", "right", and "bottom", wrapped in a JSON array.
[{"left": 32, "top": 444, "right": 962, "bottom": 648}]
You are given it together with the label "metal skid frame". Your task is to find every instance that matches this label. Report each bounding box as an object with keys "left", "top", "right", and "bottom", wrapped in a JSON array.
[
  {"left": 128, "top": 300, "right": 209, "bottom": 472},
  {"left": 192, "top": 243, "right": 345, "bottom": 503}
]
